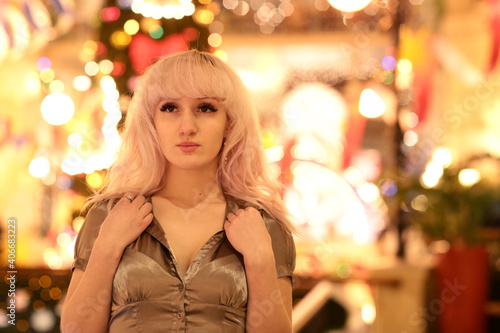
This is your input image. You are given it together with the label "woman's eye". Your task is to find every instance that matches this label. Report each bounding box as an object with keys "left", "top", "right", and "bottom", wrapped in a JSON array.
[
  {"left": 160, "top": 103, "right": 177, "bottom": 112},
  {"left": 198, "top": 103, "right": 218, "bottom": 113}
]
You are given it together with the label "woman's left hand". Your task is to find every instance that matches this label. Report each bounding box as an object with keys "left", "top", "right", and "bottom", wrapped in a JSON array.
[{"left": 224, "top": 207, "right": 273, "bottom": 259}]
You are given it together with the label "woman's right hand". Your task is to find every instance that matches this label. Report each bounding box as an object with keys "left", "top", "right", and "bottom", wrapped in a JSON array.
[{"left": 97, "top": 194, "right": 154, "bottom": 253}]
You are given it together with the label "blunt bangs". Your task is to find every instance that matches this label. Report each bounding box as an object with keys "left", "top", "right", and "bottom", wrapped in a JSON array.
[{"left": 141, "top": 51, "right": 236, "bottom": 113}]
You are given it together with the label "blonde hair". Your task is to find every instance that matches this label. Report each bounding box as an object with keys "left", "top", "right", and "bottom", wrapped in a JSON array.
[{"left": 86, "top": 50, "right": 296, "bottom": 235}]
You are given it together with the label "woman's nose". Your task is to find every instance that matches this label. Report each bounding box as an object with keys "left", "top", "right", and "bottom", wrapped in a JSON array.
[{"left": 179, "top": 111, "right": 197, "bottom": 136}]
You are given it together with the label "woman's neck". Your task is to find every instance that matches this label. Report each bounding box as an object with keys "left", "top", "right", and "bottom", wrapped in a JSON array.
[{"left": 155, "top": 166, "right": 224, "bottom": 209}]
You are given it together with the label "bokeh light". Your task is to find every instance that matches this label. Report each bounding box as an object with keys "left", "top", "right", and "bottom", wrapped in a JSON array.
[
  {"left": 381, "top": 56, "right": 397, "bottom": 71},
  {"left": 381, "top": 179, "right": 398, "bottom": 196},
  {"left": 124, "top": 19, "right": 140, "bottom": 35},
  {"left": 25, "top": 72, "right": 41, "bottom": 94},
  {"left": 208, "top": 33, "right": 222, "bottom": 47},
  {"left": 420, "top": 161, "right": 443, "bottom": 188},
  {"left": 357, "top": 183, "right": 380, "bottom": 203},
  {"left": 40, "top": 68, "right": 55, "bottom": 83},
  {"left": 86, "top": 172, "right": 104, "bottom": 189},
  {"left": 132, "top": 0, "right": 195, "bottom": 19},
  {"left": 49, "top": 80, "right": 64, "bottom": 93},
  {"left": 361, "top": 304, "right": 376, "bottom": 324},
  {"left": 57, "top": 233, "right": 72, "bottom": 249},
  {"left": 40, "top": 93, "right": 75, "bottom": 125},
  {"left": 17, "top": 319, "right": 29, "bottom": 332},
  {"left": 397, "top": 59, "right": 413, "bottom": 74},
  {"left": 195, "top": 9, "right": 215, "bottom": 25},
  {"left": 233, "top": 1, "right": 250, "bottom": 15},
  {"left": 403, "top": 130, "right": 418, "bottom": 146},
  {"left": 85, "top": 61, "right": 99, "bottom": 76},
  {"left": 401, "top": 111, "right": 419, "bottom": 128},
  {"left": 432, "top": 147, "right": 453, "bottom": 168},
  {"left": 30, "top": 308, "right": 56, "bottom": 332},
  {"left": 264, "top": 146, "right": 284, "bottom": 163},
  {"left": 209, "top": 21, "right": 224, "bottom": 34},
  {"left": 73, "top": 75, "right": 92, "bottom": 91},
  {"left": 359, "top": 88, "right": 386, "bottom": 118},
  {"left": 36, "top": 57, "right": 52, "bottom": 71},
  {"left": 99, "top": 59, "right": 114, "bottom": 74},
  {"left": 411, "top": 194, "right": 429, "bottom": 212},
  {"left": 101, "top": 6, "right": 121, "bottom": 22},
  {"left": 149, "top": 25, "right": 164, "bottom": 39},
  {"left": 327, "top": 0, "right": 372, "bottom": 12},
  {"left": 214, "top": 49, "right": 228, "bottom": 61},
  {"left": 68, "top": 133, "right": 83, "bottom": 148},
  {"left": 110, "top": 31, "right": 132, "bottom": 49},
  {"left": 458, "top": 168, "right": 481, "bottom": 187},
  {"left": 39, "top": 275, "right": 52, "bottom": 288},
  {"left": 29, "top": 157, "right": 50, "bottom": 178},
  {"left": 73, "top": 217, "right": 84, "bottom": 233}
]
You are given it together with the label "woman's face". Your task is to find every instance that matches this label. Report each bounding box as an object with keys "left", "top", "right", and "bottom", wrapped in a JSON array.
[{"left": 154, "top": 96, "right": 227, "bottom": 172}]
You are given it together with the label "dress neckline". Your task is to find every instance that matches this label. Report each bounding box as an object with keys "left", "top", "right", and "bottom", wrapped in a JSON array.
[{"left": 144, "top": 195, "right": 235, "bottom": 282}]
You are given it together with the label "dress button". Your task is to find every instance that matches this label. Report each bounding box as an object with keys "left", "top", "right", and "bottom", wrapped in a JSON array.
[
  {"left": 179, "top": 284, "right": 184, "bottom": 292},
  {"left": 176, "top": 311, "right": 184, "bottom": 319}
]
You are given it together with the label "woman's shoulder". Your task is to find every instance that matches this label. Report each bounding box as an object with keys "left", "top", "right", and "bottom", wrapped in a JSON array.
[{"left": 80, "top": 200, "right": 112, "bottom": 229}]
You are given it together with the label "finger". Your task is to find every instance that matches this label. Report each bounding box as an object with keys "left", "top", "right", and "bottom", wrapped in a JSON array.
[
  {"left": 235, "top": 209, "right": 245, "bottom": 215},
  {"left": 224, "top": 219, "right": 231, "bottom": 229},
  {"left": 132, "top": 195, "right": 146, "bottom": 207},
  {"left": 122, "top": 193, "right": 135, "bottom": 203},
  {"left": 139, "top": 202, "right": 153, "bottom": 216},
  {"left": 143, "top": 212, "right": 154, "bottom": 224}
]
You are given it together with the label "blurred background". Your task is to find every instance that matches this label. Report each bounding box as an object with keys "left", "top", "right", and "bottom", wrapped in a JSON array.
[{"left": 1, "top": 0, "right": 500, "bottom": 332}]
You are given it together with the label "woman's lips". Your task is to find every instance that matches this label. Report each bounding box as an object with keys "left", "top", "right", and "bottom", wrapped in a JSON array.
[{"left": 178, "top": 142, "right": 199, "bottom": 153}]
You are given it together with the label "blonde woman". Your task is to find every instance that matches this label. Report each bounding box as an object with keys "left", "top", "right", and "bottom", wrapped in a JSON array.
[{"left": 61, "top": 50, "right": 296, "bottom": 332}]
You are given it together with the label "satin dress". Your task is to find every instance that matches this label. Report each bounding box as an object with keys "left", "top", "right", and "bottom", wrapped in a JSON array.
[{"left": 72, "top": 195, "right": 296, "bottom": 332}]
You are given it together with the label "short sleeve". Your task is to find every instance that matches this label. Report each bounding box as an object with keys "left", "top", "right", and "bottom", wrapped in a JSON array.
[
  {"left": 261, "top": 210, "right": 296, "bottom": 282},
  {"left": 72, "top": 202, "right": 109, "bottom": 272}
]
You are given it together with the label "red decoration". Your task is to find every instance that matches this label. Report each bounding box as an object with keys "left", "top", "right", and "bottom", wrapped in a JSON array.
[{"left": 128, "top": 33, "right": 189, "bottom": 74}]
